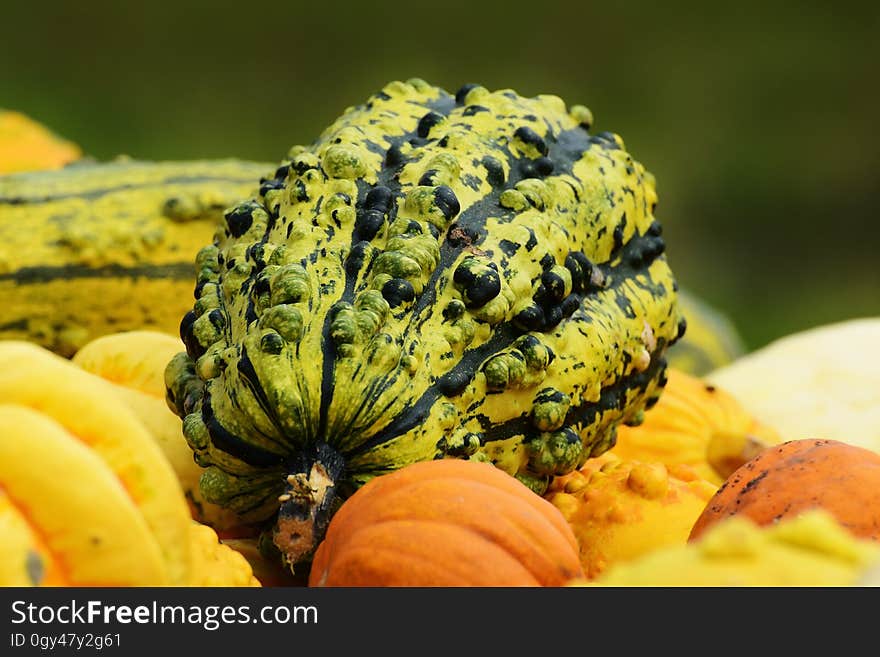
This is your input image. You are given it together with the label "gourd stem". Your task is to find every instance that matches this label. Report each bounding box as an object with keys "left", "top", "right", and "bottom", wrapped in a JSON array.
[{"left": 273, "top": 441, "right": 346, "bottom": 570}]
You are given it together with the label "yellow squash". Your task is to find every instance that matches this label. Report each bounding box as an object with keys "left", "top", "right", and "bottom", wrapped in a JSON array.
[
  {"left": 186, "top": 522, "right": 261, "bottom": 587},
  {"left": 72, "top": 330, "right": 245, "bottom": 532},
  {"left": 0, "top": 341, "right": 192, "bottom": 584},
  {"left": 583, "top": 510, "right": 879, "bottom": 587},
  {"left": 0, "top": 404, "right": 169, "bottom": 586}
]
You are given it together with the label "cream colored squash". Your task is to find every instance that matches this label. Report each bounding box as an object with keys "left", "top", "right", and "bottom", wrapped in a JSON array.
[{"left": 708, "top": 318, "right": 880, "bottom": 453}]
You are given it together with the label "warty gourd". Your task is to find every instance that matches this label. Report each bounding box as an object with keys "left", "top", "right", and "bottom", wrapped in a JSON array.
[{"left": 164, "top": 78, "right": 684, "bottom": 569}]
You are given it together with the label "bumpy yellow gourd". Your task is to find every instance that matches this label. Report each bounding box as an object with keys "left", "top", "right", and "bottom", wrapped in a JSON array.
[
  {"left": 609, "top": 368, "right": 781, "bottom": 485},
  {"left": 546, "top": 452, "right": 717, "bottom": 579},
  {"left": 186, "top": 522, "right": 261, "bottom": 587},
  {"left": 0, "top": 404, "right": 169, "bottom": 586},
  {"left": 72, "top": 330, "right": 244, "bottom": 532},
  {"left": 582, "top": 510, "right": 879, "bottom": 586},
  {"left": 0, "top": 110, "right": 81, "bottom": 174},
  {"left": 0, "top": 341, "right": 192, "bottom": 584}
]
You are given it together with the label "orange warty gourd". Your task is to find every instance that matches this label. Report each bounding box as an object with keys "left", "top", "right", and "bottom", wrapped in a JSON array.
[
  {"left": 308, "top": 459, "right": 584, "bottom": 587},
  {"left": 689, "top": 438, "right": 880, "bottom": 542}
]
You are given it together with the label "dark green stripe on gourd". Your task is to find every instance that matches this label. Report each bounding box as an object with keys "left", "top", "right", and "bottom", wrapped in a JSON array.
[{"left": 164, "top": 78, "right": 684, "bottom": 570}]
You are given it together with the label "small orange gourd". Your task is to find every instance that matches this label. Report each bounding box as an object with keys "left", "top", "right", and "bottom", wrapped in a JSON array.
[
  {"left": 308, "top": 459, "right": 584, "bottom": 587},
  {"left": 689, "top": 438, "right": 880, "bottom": 542}
]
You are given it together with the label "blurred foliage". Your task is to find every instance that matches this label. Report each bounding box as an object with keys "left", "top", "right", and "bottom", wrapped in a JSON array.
[{"left": 1, "top": 0, "right": 878, "bottom": 351}]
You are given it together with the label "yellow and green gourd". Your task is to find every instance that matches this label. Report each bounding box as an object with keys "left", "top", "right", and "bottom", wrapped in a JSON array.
[
  {"left": 163, "top": 78, "right": 684, "bottom": 568},
  {"left": 0, "top": 158, "right": 272, "bottom": 356}
]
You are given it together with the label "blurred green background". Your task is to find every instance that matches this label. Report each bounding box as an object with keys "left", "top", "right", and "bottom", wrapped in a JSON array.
[{"left": 2, "top": 0, "right": 877, "bottom": 351}]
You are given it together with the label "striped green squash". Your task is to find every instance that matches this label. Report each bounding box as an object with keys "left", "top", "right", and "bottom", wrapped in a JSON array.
[
  {"left": 0, "top": 159, "right": 272, "bottom": 356},
  {"left": 164, "top": 78, "right": 684, "bottom": 569}
]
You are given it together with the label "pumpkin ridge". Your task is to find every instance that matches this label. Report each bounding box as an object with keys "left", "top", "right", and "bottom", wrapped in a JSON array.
[
  {"left": 315, "top": 519, "right": 542, "bottom": 586},
  {"left": 445, "top": 474, "right": 581, "bottom": 553},
  {"left": 447, "top": 506, "right": 581, "bottom": 583},
  {"left": 326, "top": 477, "right": 580, "bottom": 582}
]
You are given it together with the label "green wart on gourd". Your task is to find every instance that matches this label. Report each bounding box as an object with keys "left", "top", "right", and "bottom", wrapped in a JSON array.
[{"left": 164, "top": 78, "right": 685, "bottom": 571}]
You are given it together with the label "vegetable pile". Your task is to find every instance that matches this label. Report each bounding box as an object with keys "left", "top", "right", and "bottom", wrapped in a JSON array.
[{"left": 1, "top": 82, "right": 878, "bottom": 587}]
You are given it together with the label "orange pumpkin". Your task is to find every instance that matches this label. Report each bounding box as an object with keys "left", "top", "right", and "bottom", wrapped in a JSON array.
[
  {"left": 689, "top": 438, "right": 880, "bottom": 542},
  {"left": 308, "top": 459, "right": 584, "bottom": 587}
]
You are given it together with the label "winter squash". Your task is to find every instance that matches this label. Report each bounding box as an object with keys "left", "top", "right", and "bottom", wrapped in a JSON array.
[
  {"left": 308, "top": 458, "right": 584, "bottom": 586},
  {"left": 73, "top": 330, "right": 248, "bottom": 532},
  {"left": 0, "top": 158, "right": 270, "bottom": 355},
  {"left": 164, "top": 78, "right": 683, "bottom": 568},
  {"left": 186, "top": 522, "right": 261, "bottom": 587},
  {"left": 690, "top": 438, "right": 880, "bottom": 542},
  {"left": 0, "top": 341, "right": 192, "bottom": 584},
  {"left": 0, "top": 342, "right": 261, "bottom": 587},
  {"left": 0, "top": 404, "right": 169, "bottom": 586}
]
